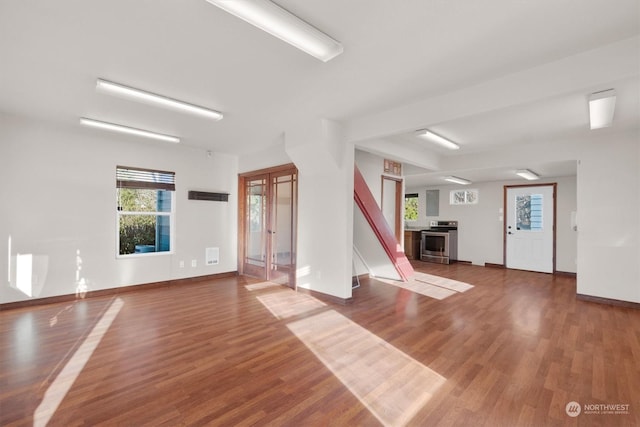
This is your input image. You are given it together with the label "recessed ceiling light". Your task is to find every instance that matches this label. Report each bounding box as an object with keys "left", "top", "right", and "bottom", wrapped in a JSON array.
[
  {"left": 589, "top": 89, "right": 616, "bottom": 129},
  {"left": 96, "top": 79, "right": 223, "bottom": 121},
  {"left": 443, "top": 176, "right": 471, "bottom": 185},
  {"left": 205, "top": 0, "right": 343, "bottom": 62},
  {"left": 80, "top": 118, "right": 180, "bottom": 143},
  {"left": 415, "top": 130, "right": 460, "bottom": 150},
  {"left": 515, "top": 169, "right": 540, "bottom": 180}
]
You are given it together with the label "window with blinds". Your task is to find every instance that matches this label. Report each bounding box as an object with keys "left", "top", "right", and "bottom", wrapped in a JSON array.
[
  {"left": 116, "top": 166, "right": 175, "bottom": 190},
  {"left": 116, "top": 166, "right": 175, "bottom": 256}
]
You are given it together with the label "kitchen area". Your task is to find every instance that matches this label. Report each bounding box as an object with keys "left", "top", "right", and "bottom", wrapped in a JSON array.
[
  {"left": 403, "top": 175, "right": 577, "bottom": 273},
  {"left": 405, "top": 220, "right": 458, "bottom": 264}
]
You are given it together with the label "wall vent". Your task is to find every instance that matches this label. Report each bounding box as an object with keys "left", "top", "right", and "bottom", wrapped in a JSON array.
[
  {"left": 206, "top": 247, "right": 219, "bottom": 265},
  {"left": 188, "top": 191, "right": 229, "bottom": 202}
]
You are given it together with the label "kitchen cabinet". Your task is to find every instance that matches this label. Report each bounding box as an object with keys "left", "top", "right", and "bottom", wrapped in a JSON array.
[{"left": 403, "top": 230, "right": 421, "bottom": 260}]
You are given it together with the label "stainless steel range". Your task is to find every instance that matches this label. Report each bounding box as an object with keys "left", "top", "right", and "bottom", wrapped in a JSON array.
[{"left": 420, "top": 220, "right": 458, "bottom": 264}]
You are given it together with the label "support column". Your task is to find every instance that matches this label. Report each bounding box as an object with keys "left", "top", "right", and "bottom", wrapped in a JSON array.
[{"left": 285, "top": 119, "right": 354, "bottom": 300}]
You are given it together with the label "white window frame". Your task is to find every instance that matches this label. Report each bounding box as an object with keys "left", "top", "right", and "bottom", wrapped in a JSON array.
[
  {"left": 115, "top": 166, "right": 176, "bottom": 258},
  {"left": 450, "top": 189, "right": 479, "bottom": 205}
]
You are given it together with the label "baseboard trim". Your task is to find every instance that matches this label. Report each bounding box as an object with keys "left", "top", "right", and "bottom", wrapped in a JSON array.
[
  {"left": 577, "top": 293, "right": 640, "bottom": 310},
  {"left": 554, "top": 271, "right": 577, "bottom": 277},
  {"left": 484, "top": 263, "right": 505, "bottom": 269},
  {"left": 296, "top": 286, "right": 353, "bottom": 305},
  {"left": 1, "top": 271, "right": 239, "bottom": 311}
]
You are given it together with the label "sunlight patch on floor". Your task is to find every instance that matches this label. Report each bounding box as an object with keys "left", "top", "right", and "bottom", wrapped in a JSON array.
[
  {"left": 251, "top": 283, "right": 447, "bottom": 425},
  {"left": 244, "top": 281, "right": 283, "bottom": 291},
  {"left": 287, "top": 310, "right": 446, "bottom": 426},
  {"left": 413, "top": 272, "right": 474, "bottom": 292},
  {"left": 379, "top": 278, "right": 456, "bottom": 300},
  {"left": 33, "top": 297, "right": 124, "bottom": 427},
  {"left": 379, "top": 272, "right": 473, "bottom": 300},
  {"left": 256, "top": 290, "right": 326, "bottom": 320}
]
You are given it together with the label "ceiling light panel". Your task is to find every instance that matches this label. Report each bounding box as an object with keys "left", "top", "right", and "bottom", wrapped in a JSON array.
[
  {"left": 515, "top": 169, "right": 540, "bottom": 180},
  {"left": 443, "top": 176, "right": 471, "bottom": 185},
  {"left": 416, "top": 130, "right": 460, "bottom": 150},
  {"left": 80, "top": 118, "right": 180, "bottom": 143},
  {"left": 96, "top": 79, "right": 223, "bottom": 121},
  {"left": 588, "top": 89, "right": 616, "bottom": 130},
  {"left": 205, "top": 0, "right": 343, "bottom": 62}
]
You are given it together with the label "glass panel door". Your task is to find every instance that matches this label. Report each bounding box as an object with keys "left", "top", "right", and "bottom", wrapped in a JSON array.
[
  {"left": 243, "top": 175, "right": 268, "bottom": 278},
  {"left": 240, "top": 166, "right": 297, "bottom": 288},
  {"left": 269, "top": 172, "right": 297, "bottom": 286}
]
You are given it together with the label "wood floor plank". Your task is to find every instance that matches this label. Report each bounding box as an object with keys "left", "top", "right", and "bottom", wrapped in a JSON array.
[{"left": 1, "top": 264, "right": 639, "bottom": 426}]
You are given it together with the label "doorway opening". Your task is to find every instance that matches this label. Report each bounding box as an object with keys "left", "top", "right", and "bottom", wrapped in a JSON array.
[
  {"left": 381, "top": 175, "right": 403, "bottom": 243},
  {"left": 239, "top": 164, "right": 298, "bottom": 288}
]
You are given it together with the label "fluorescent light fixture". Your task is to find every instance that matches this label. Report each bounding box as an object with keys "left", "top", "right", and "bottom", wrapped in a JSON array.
[
  {"left": 96, "top": 79, "right": 223, "bottom": 121},
  {"left": 589, "top": 89, "right": 616, "bottom": 129},
  {"left": 205, "top": 0, "right": 343, "bottom": 62},
  {"left": 515, "top": 169, "right": 540, "bottom": 180},
  {"left": 443, "top": 176, "right": 471, "bottom": 185},
  {"left": 415, "top": 130, "right": 460, "bottom": 150},
  {"left": 80, "top": 118, "right": 180, "bottom": 143}
]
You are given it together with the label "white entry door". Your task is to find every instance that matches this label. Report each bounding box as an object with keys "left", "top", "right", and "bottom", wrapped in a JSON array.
[{"left": 505, "top": 185, "right": 555, "bottom": 273}]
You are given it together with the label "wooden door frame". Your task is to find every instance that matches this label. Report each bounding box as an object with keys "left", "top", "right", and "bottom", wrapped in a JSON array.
[
  {"left": 238, "top": 171, "right": 270, "bottom": 279},
  {"left": 503, "top": 183, "right": 557, "bottom": 273},
  {"left": 381, "top": 175, "right": 403, "bottom": 243},
  {"left": 238, "top": 163, "right": 297, "bottom": 285},
  {"left": 268, "top": 168, "right": 298, "bottom": 287}
]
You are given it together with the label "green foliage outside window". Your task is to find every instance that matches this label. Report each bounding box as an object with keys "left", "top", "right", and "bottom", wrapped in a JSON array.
[
  {"left": 119, "top": 215, "right": 157, "bottom": 255},
  {"left": 404, "top": 195, "right": 418, "bottom": 221},
  {"left": 118, "top": 188, "right": 170, "bottom": 255}
]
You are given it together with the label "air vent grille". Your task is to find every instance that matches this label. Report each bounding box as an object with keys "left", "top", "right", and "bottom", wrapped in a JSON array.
[{"left": 188, "top": 191, "right": 229, "bottom": 202}]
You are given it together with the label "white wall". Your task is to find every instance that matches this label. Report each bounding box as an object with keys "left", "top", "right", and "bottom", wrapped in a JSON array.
[
  {"left": 576, "top": 132, "right": 639, "bottom": 303},
  {"left": 406, "top": 176, "right": 578, "bottom": 272},
  {"left": 1, "top": 115, "right": 238, "bottom": 304},
  {"left": 355, "top": 150, "right": 384, "bottom": 207},
  {"left": 285, "top": 119, "right": 354, "bottom": 299},
  {"left": 238, "top": 138, "right": 292, "bottom": 174},
  {"left": 353, "top": 205, "right": 401, "bottom": 280}
]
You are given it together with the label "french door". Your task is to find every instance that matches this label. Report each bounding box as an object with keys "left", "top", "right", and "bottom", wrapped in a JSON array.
[
  {"left": 239, "top": 165, "right": 298, "bottom": 288},
  {"left": 504, "top": 184, "right": 556, "bottom": 273}
]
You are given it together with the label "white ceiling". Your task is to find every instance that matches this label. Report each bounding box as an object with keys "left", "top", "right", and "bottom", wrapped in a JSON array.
[{"left": 1, "top": 1, "right": 638, "bottom": 185}]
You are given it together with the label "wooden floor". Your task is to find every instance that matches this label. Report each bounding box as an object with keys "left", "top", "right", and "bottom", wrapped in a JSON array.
[{"left": 1, "top": 262, "right": 639, "bottom": 426}]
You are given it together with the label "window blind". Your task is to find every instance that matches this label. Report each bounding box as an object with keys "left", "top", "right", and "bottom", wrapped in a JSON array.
[{"left": 116, "top": 166, "right": 175, "bottom": 191}]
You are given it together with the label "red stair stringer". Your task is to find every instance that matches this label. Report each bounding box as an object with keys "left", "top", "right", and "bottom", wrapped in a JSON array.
[{"left": 353, "top": 166, "right": 414, "bottom": 282}]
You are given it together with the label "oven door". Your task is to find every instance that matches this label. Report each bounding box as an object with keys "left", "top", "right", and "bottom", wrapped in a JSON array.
[{"left": 421, "top": 231, "right": 450, "bottom": 263}]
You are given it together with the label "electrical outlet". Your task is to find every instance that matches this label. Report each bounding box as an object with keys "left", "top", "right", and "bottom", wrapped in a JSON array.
[
  {"left": 191, "top": 259, "right": 197, "bottom": 267},
  {"left": 179, "top": 261, "right": 184, "bottom": 268}
]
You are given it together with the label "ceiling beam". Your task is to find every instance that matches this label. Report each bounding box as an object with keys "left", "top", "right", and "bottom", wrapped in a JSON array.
[{"left": 345, "top": 36, "right": 640, "bottom": 144}]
